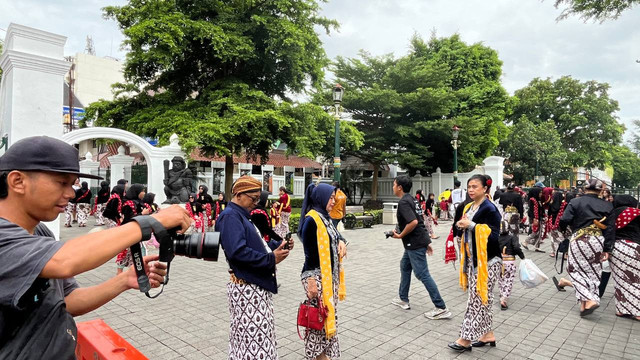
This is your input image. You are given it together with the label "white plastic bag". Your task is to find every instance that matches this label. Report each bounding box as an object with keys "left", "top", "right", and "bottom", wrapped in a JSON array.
[{"left": 519, "top": 259, "right": 548, "bottom": 288}]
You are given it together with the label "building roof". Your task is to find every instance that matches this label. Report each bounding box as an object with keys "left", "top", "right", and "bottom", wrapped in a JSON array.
[{"left": 191, "top": 149, "right": 322, "bottom": 169}]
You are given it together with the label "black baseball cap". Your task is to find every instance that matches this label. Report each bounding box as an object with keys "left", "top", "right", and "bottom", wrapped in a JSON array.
[{"left": 0, "top": 136, "right": 103, "bottom": 179}]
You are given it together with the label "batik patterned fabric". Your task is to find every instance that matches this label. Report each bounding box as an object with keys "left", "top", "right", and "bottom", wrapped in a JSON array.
[
  {"left": 567, "top": 234, "right": 604, "bottom": 304},
  {"left": 525, "top": 222, "right": 545, "bottom": 249},
  {"left": 499, "top": 260, "right": 517, "bottom": 302},
  {"left": 76, "top": 203, "right": 90, "bottom": 226},
  {"left": 459, "top": 261, "right": 501, "bottom": 341},
  {"left": 301, "top": 275, "right": 340, "bottom": 360},
  {"left": 105, "top": 218, "right": 118, "bottom": 229},
  {"left": 115, "top": 246, "right": 147, "bottom": 269},
  {"left": 549, "top": 228, "right": 570, "bottom": 255},
  {"left": 64, "top": 203, "right": 75, "bottom": 226},
  {"left": 503, "top": 212, "right": 520, "bottom": 236},
  {"left": 227, "top": 282, "right": 278, "bottom": 360},
  {"left": 610, "top": 240, "right": 640, "bottom": 317},
  {"left": 424, "top": 214, "right": 435, "bottom": 235},
  {"left": 94, "top": 203, "right": 106, "bottom": 225},
  {"left": 274, "top": 212, "right": 290, "bottom": 238}
]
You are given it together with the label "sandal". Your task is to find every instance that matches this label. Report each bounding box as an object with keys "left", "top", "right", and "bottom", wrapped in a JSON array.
[
  {"left": 534, "top": 249, "right": 545, "bottom": 253},
  {"left": 580, "top": 304, "right": 599, "bottom": 317},
  {"left": 552, "top": 277, "right": 566, "bottom": 292},
  {"left": 616, "top": 313, "right": 632, "bottom": 319}
]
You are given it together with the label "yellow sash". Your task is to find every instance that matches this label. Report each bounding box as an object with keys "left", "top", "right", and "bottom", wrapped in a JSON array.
[
  {"left": 306, "top": 210, "right": 346, "bottom": 339},
  {"left": 459, "top": 203, "right": 490, "bottom": 305}
]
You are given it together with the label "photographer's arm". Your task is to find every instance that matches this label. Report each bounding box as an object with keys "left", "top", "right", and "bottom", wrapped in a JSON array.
[
  {"left": 41, "top": 206, "right": 190, "bottom": 279},
  {"left": 65, "top": 255, "right": 167, "bottom": 316}
]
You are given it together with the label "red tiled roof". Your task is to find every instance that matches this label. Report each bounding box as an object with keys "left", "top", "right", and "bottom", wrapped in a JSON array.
[{"left": 191, "top": 149, "right": 322, "bottom": 169}]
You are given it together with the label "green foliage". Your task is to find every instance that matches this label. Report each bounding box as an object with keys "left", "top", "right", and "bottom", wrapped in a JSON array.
[
  {"left": 554, "top": 0, "right": 640, "bottom": 21},
  {"left": 87, "top": 0, "right": 361, "bottom": 173},
  {"left": 324, "top": 33, "right": 510, "bottom": 174},
  {"left": 289, "top": 212, "right": 301, "bottom": 232},
  {"left": 610, "top": 145, "right": 640, "bottom": 188},
  {"left": 510, "top": 76, "right": 624, "bottom": 170},
  {"left": 289, "top": 197, "right": 304, "bottom": 208},
  {"left": 499, "top": 117, "right": 567, "bottom": 184},
  {"left": 363, "top": 200, "right": 384, "bottom": 211}
]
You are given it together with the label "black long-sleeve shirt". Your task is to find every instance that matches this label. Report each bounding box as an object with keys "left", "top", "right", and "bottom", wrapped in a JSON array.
[
  {"left": 498, "top": 234, "right": 525, "bottom": 259},
  {"left": 560, "top": 193, "right": 615, "bottom": 252},
  {"left": 251, "top": 210, "right": 283, "bottom": 242},
  {"left": 499, "top": 191, "right": 524, "bottom": 218}
]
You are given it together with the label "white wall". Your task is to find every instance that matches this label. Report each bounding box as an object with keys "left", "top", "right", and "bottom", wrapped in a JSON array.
[{"left": 72, "top": 53, "right": 125, "bottom": 107}]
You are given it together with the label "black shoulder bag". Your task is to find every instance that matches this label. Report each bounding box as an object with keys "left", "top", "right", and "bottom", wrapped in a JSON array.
[{"left": 0, "top": 278, "right": 77, "bottom": 360}]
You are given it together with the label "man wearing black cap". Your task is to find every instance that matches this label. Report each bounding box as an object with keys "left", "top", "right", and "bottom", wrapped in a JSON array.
[
  {"left": 0, "top": 136, "right": 191, "bottom": 359},
  {"left": 559, "top": 178, "right": 614, "bottom": 317}
]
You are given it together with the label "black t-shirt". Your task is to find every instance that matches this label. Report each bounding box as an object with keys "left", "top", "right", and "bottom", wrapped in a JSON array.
[{"left": 397, "top": 193, "right": 430, "bottom": 249}]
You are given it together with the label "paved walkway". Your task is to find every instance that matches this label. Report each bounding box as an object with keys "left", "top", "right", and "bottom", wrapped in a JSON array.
[{"left": 63, "top": 216, "right": 640, "bottom": 359}]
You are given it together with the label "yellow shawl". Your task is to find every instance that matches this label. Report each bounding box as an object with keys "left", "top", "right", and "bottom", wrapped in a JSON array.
[
  {"left": 459, "top": 203, "right": 490, "bottom": 305},
  {"left": 306, "top": 210, "right": 346, "bottom": 339}
]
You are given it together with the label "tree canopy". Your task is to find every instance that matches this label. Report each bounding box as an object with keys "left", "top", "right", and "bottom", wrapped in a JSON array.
[
  {"left": 610, "top": 145, "right": 640, "bottom": 188},
  {"left": 510, "top": 76, "right": 624, "bottom": 170},
  {"left": 87, "top": 0, "right": 362, "bottom": 194},
  {"left": 554, "top": 0, "right": 640, "bottom": 21}
]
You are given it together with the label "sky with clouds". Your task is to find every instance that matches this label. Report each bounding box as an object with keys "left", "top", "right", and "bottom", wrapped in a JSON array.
[{"left": 2, "top": 0, "right": 639, "bottom": 140}]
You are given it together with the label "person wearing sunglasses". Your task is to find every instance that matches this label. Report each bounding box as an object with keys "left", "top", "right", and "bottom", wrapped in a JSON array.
[{"left": 216, "top": 175, "right": 292, "bottom": 359}]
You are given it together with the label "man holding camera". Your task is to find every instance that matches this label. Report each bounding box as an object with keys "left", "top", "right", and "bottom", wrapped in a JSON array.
[
  {"left": 216, "top": 175, "right": 292, "bottom": 359},
  {"left": 391, "top": 175, "right": 451, "bottom": 320},
  {"left": 0, "top": 136, "right": 191, "bottom": 359}
]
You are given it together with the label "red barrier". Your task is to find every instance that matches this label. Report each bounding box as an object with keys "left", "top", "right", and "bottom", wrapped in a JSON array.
[{"left": 75, "top": 319, "right": 148, "bottom": 360}]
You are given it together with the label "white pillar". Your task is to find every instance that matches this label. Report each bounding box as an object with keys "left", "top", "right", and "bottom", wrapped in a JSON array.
[
  {"left": 108, "top": 146, "right": 135, "bottom": 189},
  {"left": 79, "top": 152, "right": 101, "bottom": 188},
  {"left": 482, "top": 156, "right": 505, "bottom": 194},
  {"left": 0, "top": 24, "right": 71, "bottom": 239},
  {"left": 0, "top": 24, "right": 70, "bottom": 144}
]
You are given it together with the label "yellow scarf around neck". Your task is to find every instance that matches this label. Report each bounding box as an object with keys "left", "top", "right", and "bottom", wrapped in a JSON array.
[
  {"left": 306, "top": 210, "right": 346, "bottom": 339},
  {"left": 458, "top": 203, "right": 490, "bottom": 305}
]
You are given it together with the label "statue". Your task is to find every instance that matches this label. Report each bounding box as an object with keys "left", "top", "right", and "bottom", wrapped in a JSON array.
[{"left": 163, "top": 156, "right": 193, "bottom": 204}]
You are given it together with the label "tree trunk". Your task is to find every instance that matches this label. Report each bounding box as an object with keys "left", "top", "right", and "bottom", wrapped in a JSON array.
[
  {"left": 371, "top": 162, "right": 379, "bottom": 201},
  {"left": 225, "top": 154, "right": 234, "bottom": 197}
]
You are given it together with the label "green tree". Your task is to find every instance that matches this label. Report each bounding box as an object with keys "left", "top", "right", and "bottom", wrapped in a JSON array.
[
  {"left": 499, "top": 117, "right": 567, "bottom": 184},
  {"left": 610, "top": 145, "right": 640, "bottom": 187},
  {"left": 511, "top": 76, "right": 624, "bottom": 170},
  {"left": 326, "top": 34, "right": 510, "bottom": 199},
  {"left": 554, "top": 0, "right": 640, "bottom": 21},
  {"left": 87, "top": 0, "right": 361, "bottom": 196}
]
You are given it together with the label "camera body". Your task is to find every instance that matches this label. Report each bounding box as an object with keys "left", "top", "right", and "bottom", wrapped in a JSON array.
[
  {"left": 384, "top": 230, "right": 394, "bottom": 239},
  {"left": 159, "top": 228, "right": 220, "bottom": 263},
  {"left": 283, "top": 232, "right": 293, "bottom": 250}
]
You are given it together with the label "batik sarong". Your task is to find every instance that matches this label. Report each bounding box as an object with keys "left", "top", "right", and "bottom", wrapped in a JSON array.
[
  {"left": 94, "top": 203, "right": 106, "bottom": 225},
  {"left": 115, "top": 245, "right": 147, "bottom": 269},
  {"left": 64, "top": 203, "right": 75, "bottom": 226},
  {"left": 567, "top": 234, "right": 604, "bottom": 304},
  {"left": 77, "top": 203, "right": 90, "bottom": 226},
  {"left": 499, "top": 259, "right": 517, "bottom": 302},
  {"left": 227, "top": 282, "right": 278, "bottom": 360},
  {"left": 459, "top": 261, "right": 501, "bottom": 340},
  {"left": 550, "top": 228, "right": 570, "bottom": 255},
  {"left": 610, "top": 240, "right": 640, "bottom": 317},
  {"left": 424, "top": 214, "right": 435, "bottom": 235},
  {"left": 301, "top": 274, "right": 340, "bottom": 360},
  {"left": 275, "top": 211, "right": 290, "bottom": 238},
  {"left": 525, "top": 221, "right": 545, "bottom": 250}
]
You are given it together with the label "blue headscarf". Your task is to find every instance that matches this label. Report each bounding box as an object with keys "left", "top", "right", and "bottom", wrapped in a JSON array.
[{"left": 297, "top": 183, "right": 336, "bottom": 236}]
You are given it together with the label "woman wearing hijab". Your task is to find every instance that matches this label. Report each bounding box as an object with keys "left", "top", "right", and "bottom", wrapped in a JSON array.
[
  {"left": 216, "top": 176, "right": 292, "bottom": 360},
  {"left": 102, "top": 185, "right": 125, "bottom": 228},
  {"left": 523, "top": 186, "right": 545, "bottom": 252},
  {"left": 197, "top": 185, "right": 214, "bottom": 228},
  {"left": 213, "top": 192, "right": 227, "bottom": 224},
  {"left": 299, "top": 183, "right": 347, "bottom": 360},
  {"left": 251, "top": 190, "right": 283, "bottom": 243},
  {"left": 74, "top": 181, "right": 92, "bottom": 227},
  {"left": 115, "top": 184, "right": 148, "bottom": 274},
  {"left": 142, "top": 192, "right": 158, "bottom": 213},
  {"left": 448, "top": 175, "right": 502, "bottom": 353},
  {"left": 94, "top": 181, "right": 110, "bottom": 226},
  {"left": 609, "top": 195, "right": 640, "bottom": 321},
  {"left": 186, "top": 193, "right": 205, "bottom": 232}
]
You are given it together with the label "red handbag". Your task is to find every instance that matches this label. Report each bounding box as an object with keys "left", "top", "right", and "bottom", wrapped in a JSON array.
[{"left": 297, "top": 297, "right": 327, "bottom": 340}]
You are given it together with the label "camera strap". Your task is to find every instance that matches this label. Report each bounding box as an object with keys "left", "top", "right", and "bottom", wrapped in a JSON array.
[{"left": 144, "top": 216, "right": 175, "bottom": 299}]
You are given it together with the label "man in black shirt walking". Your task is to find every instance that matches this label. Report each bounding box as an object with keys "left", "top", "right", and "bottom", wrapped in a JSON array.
[{"left": 390, "top": 175, "right": 451, "bottom": 320}]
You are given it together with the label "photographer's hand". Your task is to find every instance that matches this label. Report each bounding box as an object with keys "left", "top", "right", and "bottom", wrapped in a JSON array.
[
  {"left": 125, "top": 255, "right": 167, "bottom": 289},
  {"left": 151, "top": 205, "right": 192, "bottom": 233},
  {"left": 274, "top": 240, "right": 290, "bottom": 264}
]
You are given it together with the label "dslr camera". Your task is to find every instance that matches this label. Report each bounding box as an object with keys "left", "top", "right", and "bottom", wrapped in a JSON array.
[{"left": 384, "top": 225, "right": 401, "bottom": 238}]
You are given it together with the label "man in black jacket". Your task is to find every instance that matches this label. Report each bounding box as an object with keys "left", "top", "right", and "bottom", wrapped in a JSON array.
[{"left": 559, "top": 178, "right": 614, "bottom": 316}]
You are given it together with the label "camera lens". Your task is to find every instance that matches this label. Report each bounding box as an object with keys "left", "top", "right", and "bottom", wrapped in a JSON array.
[{"left": 174, "top": 232, "right": 220, "bottom": 261}]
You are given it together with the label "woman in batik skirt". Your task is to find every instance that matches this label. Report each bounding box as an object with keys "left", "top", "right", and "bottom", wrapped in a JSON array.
[
  {"left": 186, "top": 193, "right": 205, "bottom": 232},
  {"left": 74, "top": 181, "right": 92, "bottom": 227},
  {"left": 94, "top": 181, "right": 110, "bottom": 226},
  {"left": 609, "top": 195, "right": 640, "bottom": 321},
  {"left": 64, "top": 188, "right": 78, "bottom": 227},
  {"left": 299, "top": 182, "right": 347, "bottom": 360},
  {"left": 102, "top": 185, "right": 125, "bottom": 228},
  {"left": 275, "top": 186, "right": 292, "bottom": 238},
  {"left": 497, "top": 220, "right": 525, "bottom": 310},
  {"left": 559, "top": 179, "right": 614, "bottom": 316},
  {"left": 523, "top": 186, "right": 546, "bottom": 252},
  {"left": 116, "top": 184, "right": 148, "bottom": 274},
  {"left": 425, "top": 193, "right": 438, "bottom": 239},
  {"left": 217, "top": 176, "right": 292, "bottom": 360},
  {"left": 448, "top": 175, "right": 502, "bottom": 353}
]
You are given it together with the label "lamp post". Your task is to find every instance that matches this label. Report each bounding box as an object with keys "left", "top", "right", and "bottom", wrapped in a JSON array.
[
  {"left": 451, "top": 125, "right": 460, "bottom": 182},
  {"left": 333, "top": 83, "right": 344, "bottom": 182}
]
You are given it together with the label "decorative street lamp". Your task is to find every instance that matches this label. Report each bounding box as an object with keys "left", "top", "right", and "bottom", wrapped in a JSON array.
[
  {"left": 451, "top": 125, "right": 460, "bottom": 182},
  {"left": 333, "top": 83, "right": 344, "bottom": 182}
]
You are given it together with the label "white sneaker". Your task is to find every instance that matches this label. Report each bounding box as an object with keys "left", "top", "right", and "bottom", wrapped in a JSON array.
[
  {"left": 424, "top": 307, "right": 452, "bottom": 320},
  {"left": 391, "top": 298, "right": 411, "bottom": 310}
]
